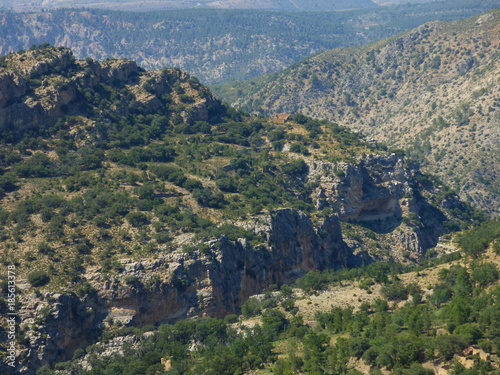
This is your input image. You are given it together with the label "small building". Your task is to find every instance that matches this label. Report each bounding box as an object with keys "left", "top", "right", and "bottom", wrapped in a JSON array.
[{"left": 271, "top": 113, "right": 291, "bottom": 124}]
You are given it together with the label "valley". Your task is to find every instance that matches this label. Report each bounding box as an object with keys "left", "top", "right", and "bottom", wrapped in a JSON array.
[{"left": 214, "top": 10, "right": 500, "bottom": 215}]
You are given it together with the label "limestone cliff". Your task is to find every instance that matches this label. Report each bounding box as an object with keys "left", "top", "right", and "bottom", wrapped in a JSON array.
[
  {"left": 13, "top": 209, "right": 349, "bottom": 373},
  {"left": 0, "top": 47, "right": 472, "bottom": 374}
]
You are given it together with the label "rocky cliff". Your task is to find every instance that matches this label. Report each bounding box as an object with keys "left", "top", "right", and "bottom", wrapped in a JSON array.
[
  {"left": 10, "top": 151, "right": 458, "bottom": 373},
  {"left": 13, "top": 208, "right": 349, "bottom": 373}
]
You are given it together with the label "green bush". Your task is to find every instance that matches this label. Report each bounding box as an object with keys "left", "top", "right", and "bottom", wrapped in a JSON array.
[
  {"left": 224, "top": 314, "right": 239, "bottom": 324},
  {"left": 126, "top": 212, "right": 150, "bottom": 227},
  {"left": 182, "top": 178, "right": 203, "bottom": 192},
  {"left": 216, "top": 177, "right": 238, "bottom": 192},
  {"left": 455, "top": 219, "right": 500, "bottom": 255},
  {"left": 28, "top": 271, "right": 50, "bottom": 287},
  {"left": 453, "top": 323, "right": 482, "bottom": 345},
  {"left": 0, "top": 172, "right": 18, "bottom": 192},
  {"left": 14, "top": 153, "right": 58, "bottom": 178},
  {"left": 192, "top": 189, "right": 226, "bottom": 208},
  {"left": 289, "top": 143, "right": 310, "bottom": 155},
  {"left": 241, "top": 298, "right": 261, "bottom": 317},
  {"left": 435, "top": 334, "right": 467, "bottom": 360},
  {"left": 282, "top": 159, "right": 308, "bottom": 177},
  {"left": 262, "top": 309, "right": 289, "bottom": 338},
  {"left": 37, "top": 242, "right": 53, "bottom": 255},
  {"left": 471, "top": 262, "right": 499, "bottom": 286},
  {"left": 155, "top": 232, "right": 171, "bottom": 244},
  {"left": 380, "top": 281, "right": 409, "bottom": 301}
]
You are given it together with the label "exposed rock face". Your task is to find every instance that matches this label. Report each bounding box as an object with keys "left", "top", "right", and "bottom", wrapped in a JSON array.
[
  {"left": 307, "top": 153, "right": 448, "bottom": 261},
  {"left": 12, "top": 208, "right": 349, "bottom": 374},
  {"left": 308, "top": 154, "right": 410, "bottom": 221},
  {"left": 0, "top": 73, "right": 27, "bottom": 108},
  {"left": 17, "top": 292, "right": 100, "bottom": 374}
]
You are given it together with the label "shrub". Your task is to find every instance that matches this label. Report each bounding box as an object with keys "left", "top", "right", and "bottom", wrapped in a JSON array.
[
  {"left": 14, "top": 153, "right": 58, "bottom": 177},
  {"left": 262, "top": 309, "right": 289, "bottom": 338},
  {"left": 76, "top": 281, "right": 97, "bottom": 297},
  {"left": 0, "top": 172, "right": 18, "bottom": 192},
  {"left": 380, "top": 281, "right": 409, "bottom": 301},
  {"left": 37, "top": 242, "right": 53, "bottom": 255},
  {"left": 282, "top": 159, "right": 308, "bottom": 177},
  {"left": 224, "top": 314, "right": 239, "bottom": 324},
  {"left": 471, "top": 262, "right": 499, "bottom": 286},
  {"left": 436, "top": 334, "right": 467, "bottom": 360},
  {"left": 192, "top": 189, "right": 226, "bottom": 208},
  {"left": 154, "top": 232, "right": 171, "bottom": 244},
  {"left": 28, "top": 271, "right": 50, "bottom": 287},
  {"left": 241, "top": 298, "right": 261, "bottom": 317},
  {"left": 289, "top": 143, "right": 310, "bottom": 155},
  {"left": 216, "top": 177, "right": 238, "bottom": 192},
  {"left": 348, "top": 337, "right": 370, "bottom": 358},
  {"left": 454, "top": 323, "right": 483, "bottom": 345},
  {"left": 456, "top": 219, "right": 500, "bottom": 255},
  {"left": 296, "top": 270, "right": 330, "bottom": 293},
  {"left": 126, "top": 212, "right": 150, "bottom": 227},
  {"left": 182, "top": 178, "right": 203, "bottom": 192},
  {"left": 72, "top": 348, "right": 85, "bottom": 360}
]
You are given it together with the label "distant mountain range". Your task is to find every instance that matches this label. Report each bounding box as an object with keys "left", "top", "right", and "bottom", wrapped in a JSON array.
[
  {"left": 214, "top": 9, "right": 500, "bottom": 215},
  {"left": 4, "top": 0, "right": 378, "bottom": 12},
  {"left": 1, "top": 1, "right": 499, "bottom": 85}
]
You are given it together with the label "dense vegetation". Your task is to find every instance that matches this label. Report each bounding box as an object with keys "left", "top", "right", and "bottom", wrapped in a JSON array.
[{"left": 0, "top": 0, "right": 499, "bottom": 84}]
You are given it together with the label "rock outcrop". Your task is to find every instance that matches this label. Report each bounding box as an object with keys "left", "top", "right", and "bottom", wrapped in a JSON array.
[
  {"left": 0, "top": 48, "right": 218, "bottom": 134},
  {"left": 308, "top": 154, "right": 410, "bottom": 221},
  {"left": 218, "top": 10, "right": 500, "bottom": 215}
]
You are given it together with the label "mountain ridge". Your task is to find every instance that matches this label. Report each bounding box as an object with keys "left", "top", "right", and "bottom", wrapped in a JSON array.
[
  {"left": 1, "top": 1, "right": 499, "bottom": 84},
  {"left": 4, "top": 0, "right": 378, "bottom": 12}
]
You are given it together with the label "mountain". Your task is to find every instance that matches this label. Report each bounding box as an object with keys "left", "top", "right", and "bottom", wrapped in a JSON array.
[
  {"left": 0, "top": 46, "right": 486, "bottom": 373},
  {"left": 214, "top": 9, "right": 500, "bottom": 216},
  {"left": 372, "top": 0, "right": 437, "bottom": 4},
  {"left": 1, "top": 1, "right": 499, "bottom": 84},
  {"left": 4, "top": 0, "right": 377, "bottom": 12}
]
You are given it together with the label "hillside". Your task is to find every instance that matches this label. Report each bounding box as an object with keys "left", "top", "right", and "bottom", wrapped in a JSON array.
[
  {"left": 214, "top": 9, "right": 500, "bottom": 215},
  {"left": 29, "top": 225, "right": 500, "bottom": 374},
  {"left": 1, "top": 1, "right": 499, "bottom": 84},
  {"left": 4, "top": 0, "right": 377, "bottom": 12},
  {"left": 0, "top": 46, "right": 487, "bottom": 373}
]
